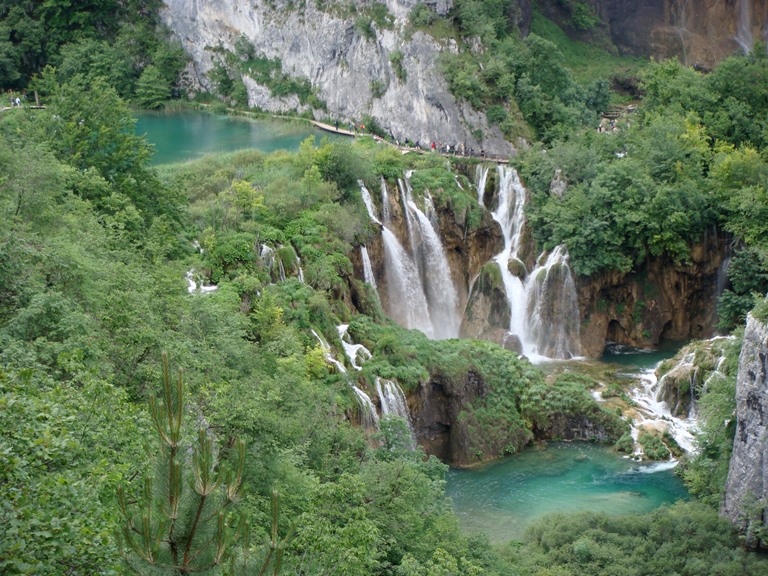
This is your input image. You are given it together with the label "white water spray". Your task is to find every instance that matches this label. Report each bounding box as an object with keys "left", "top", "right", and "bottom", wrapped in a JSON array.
[
  {"left": 361, "top": 245, "right": 378, "bottom": 290},
  {"left": 735, "top": 0, "right": 754, "bottom": 54}
]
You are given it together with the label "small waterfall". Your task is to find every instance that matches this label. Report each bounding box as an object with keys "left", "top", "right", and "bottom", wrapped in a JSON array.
[
  {"left": 630, "top": 366, "right": 697, "bottom": 454},
  {"left": 735, "top": 0, "right": 754, "bottom": 54},
  {"left": 716, "top": 254, "right": 732, "bottom": 298},
  {"left": 375, "top": 377, "right": 415, "bottom": 448},
  {"left": 478, "top": 165, "right": 581, "bottom": 360},
  {"left": 353, "top": 387, "right": 380, "bottom": 430},
  {"left": 297, "top": 257, "right": 304, "bottom": 283},
  {"left": 337, "top": 324, "right": 372, "bottom": 371},
  {"left": 359, "top": 180, "right": 382, "bottom": 225},
  {"left": 185, "top": 269, "right": 218, "bottom": 294},
  {"left": 380, "top": 177, "right": 391, "bottom": 223},
  {"left": 311, "top": 328, "right": 379, "bottom": 430},
  {"left": 361, "top": 245, "right": 378, "bottom": 290},
  {"left": 525, "top": 246, "right": 582, "bottom": 359}
]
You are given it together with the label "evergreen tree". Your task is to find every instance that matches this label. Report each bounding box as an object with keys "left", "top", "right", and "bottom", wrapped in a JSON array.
[{"left": 117, "top": 353, "right": 247, "bottom": 575}]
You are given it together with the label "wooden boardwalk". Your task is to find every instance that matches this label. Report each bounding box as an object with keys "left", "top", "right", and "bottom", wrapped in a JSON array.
[{"left": 311, "top": 120, "right": 509, "bottom": 163}]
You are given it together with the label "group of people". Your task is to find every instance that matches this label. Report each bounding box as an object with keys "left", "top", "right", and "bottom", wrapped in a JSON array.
[
  {"left": 6, "top": 91, "right": 25, "bottom": 108},
  {"left": 329, "top": 118, "right": 490, "bottom": 159}
]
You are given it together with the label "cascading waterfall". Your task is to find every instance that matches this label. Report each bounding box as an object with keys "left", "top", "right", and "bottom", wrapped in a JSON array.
[
  {"left": 185, "top": 269, "right": 218, "bottom": 294},
  {"left": 381, "top": 227, "right": 434, "bottom": 337},
  {"left": 359, "top": 180, "right": 382, "bottom": 225},
  {"left": 375, "top": 377, "right": 415, "bottom": 448},
  {"left": 402, "top": 178, "right": 460, "bottom": 339},
  {"left": 380, "top": 177, "right": 391, "bottom": 223},
  {"left": 338, "top": 324, "right": 373, "bottom": 371},
  {"left": 476, "top": 165, "right": 581, "bottom": 359},
  {"left": 630, "top": 366, "right": 698, "bottom": 454}
]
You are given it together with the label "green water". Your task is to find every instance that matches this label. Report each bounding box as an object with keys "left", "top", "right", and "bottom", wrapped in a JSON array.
[
  {"left": 600, "top": 340, "right": 687, "bottom": 369},
  {"left": 446, "top": 442, "right": 688, "bottom": 544},
  {"left": 135, "top": 110, "right": 340, "bottom": 164}
]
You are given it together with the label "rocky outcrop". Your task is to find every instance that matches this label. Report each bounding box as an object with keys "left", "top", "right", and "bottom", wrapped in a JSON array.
[
  {"left": 655, "top": 337, "right": 733, "bottom": 418},
  {"left": 577, "top": 232, "right": 730, "bottom": 357},
  {"left": 160, "top": 0, "right": 515, "bottom": 156},
  {"left": 722, "top": 313, "right": 768, "bottom": 548}
]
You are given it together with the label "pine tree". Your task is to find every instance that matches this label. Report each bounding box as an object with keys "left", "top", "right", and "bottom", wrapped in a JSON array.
[{"left": 117, "top": 352, "right": 246, "bottom": 575}]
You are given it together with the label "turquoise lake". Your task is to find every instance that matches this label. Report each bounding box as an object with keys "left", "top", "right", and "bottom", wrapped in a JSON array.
[
  {"left": 446, "top": 442, "right": 688, "bottom": 544},
  {"left": 448, "top": 344, "right": 689, "bottom": 544},
  {"left": 135, "top": 110, "right": 341, "bottom": 164}
]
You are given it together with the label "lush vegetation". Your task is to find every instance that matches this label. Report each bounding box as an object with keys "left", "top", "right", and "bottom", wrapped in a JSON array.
[
  {"left": 4, "top": 2, "right": 768, "bottom": 575},
  {"left": 0, "top": 0, "right": 186, "bottom": 107},
  {"left": 515, "top": 52, "right": 768, "bottom": 321}
]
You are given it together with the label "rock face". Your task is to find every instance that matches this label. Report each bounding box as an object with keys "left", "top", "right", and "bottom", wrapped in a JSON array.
[
  {"left": 539, "top": 0, "right": 768, "bottom": 69},
  {"left": 160, "top": 0, "right": 515, "bottom": 156},
  {"left": 722, "top": 313, "right": 768, "bottom": 548},
  {"left": 577, "top": 232, "right": 730, "bottom": 357},
  {"left": 410, "top": 371, "right": 487, "bottom": 466}
]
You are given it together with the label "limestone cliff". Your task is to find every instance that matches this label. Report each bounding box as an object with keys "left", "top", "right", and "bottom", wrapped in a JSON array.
[
  {"left": 722, "top": 312, "right": 768, "bottom": 548},
  {"left": 160, "top": 0, "right": 515, "bottom": 155}
]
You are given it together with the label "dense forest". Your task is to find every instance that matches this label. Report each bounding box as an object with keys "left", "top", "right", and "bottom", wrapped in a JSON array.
[{"left": 2, "top": 1, "right": 768, "bottom": 575}]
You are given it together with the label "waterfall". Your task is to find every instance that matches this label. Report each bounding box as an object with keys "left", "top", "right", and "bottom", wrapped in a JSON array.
[
  {"left": 360, "top": 176, "right": 462, "bottom": 340},
  {"left": 352, "top": 387, "right": 380, "bottom": 430},
  {"left": 297, "top": 257, "right": 304, "bottom": 283},
  {"left": 375, "top": 377, "right": 415, "bottom": 448},
  {"left": 525, "top": 246, "right": 582, "bottom": 359},
  {"left": 630, "top": 367, "right": 697, "bottom": 454},
  {"left": 337, "top": 324, "right": 373, "bottom": 371},
  {"left": 359, "top": 180, "right": 382, "bottom": 224},
  {"left": 361, "top": 245, "right": 378, "bottom": 290},
  {"left": 490, "top": 166, "right": 530, "bottom": 351},
  {"left": 185, "top": 269, "right": 218, "bottom": 294},
  {"left": 478, "top": 165, "right": 581, "bottom": 360},
  {"left": 404, "top": 182, "right": 460, "bottom": 339},
  {"left": 380, "top": 177, "right": 392, "bottom": 223},
  {"left": 735, "top": 0, "right": 754, "bottom": 54},
  {"left": 311, "top": 328, "right": 379, "bottom": 430}
]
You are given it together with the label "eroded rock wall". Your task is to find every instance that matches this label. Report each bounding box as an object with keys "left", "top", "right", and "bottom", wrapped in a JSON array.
[
  {"left": 577, "top": 232, "right": 729, "bottom": 357},
  {"left": 161, "top": 0, "right": 515, "bottom": 155},
  {"left": 722, "top": 313, "right": 768, "bottom": 548}
]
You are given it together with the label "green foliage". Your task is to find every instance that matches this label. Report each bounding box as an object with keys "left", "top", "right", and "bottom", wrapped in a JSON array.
[
  {"left": 117, "top": 353, "right": 248, "bottom": 574},
  {"left": 569, "top": 2, "right": 600, "bottom": 31},
  {"left": 717, "top": 248, "right": 768, "bottom": 331},
  {"left": 681, "top": 337, "right": 741, "bottom": 505},
  {"left": 513, "top": 502, "right": 768, "bottom": 576},
  {"left": 0, "top": 367, "right": 146, "bottom": 574},
  {"left": 638, "top": 432, "right": 670, "bottom": 461},
  {"left": 614, "top": 432, "right": 634, "bottom": 453},
  {"left": 517, "top": 111, "right": 720, "bottom": 276},
  {"left": 389, "top": 49, "right": 407, "bottom": 82},
  {"left": 134, "top": 64, "right": 171, "bottom": 109}
]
